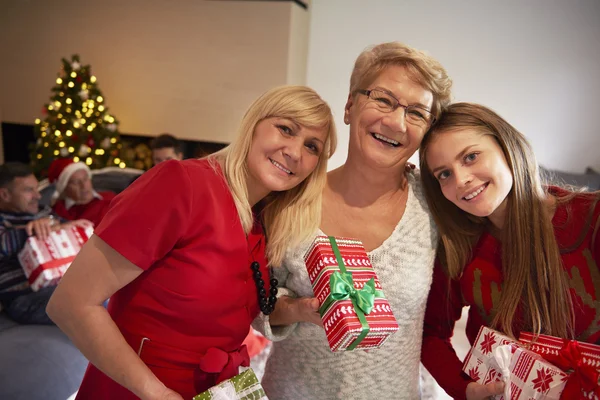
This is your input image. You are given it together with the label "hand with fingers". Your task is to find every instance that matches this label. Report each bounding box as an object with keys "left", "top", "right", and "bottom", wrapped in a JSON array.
[
  {"left": 466, "top": 381, "right": 504, "bottom": 400},
  {"left": 155, "top": 388, "right": 184, "bottom": 400},
  {"left": 61, "top": 219, "right": 94, "bottom": 230},
  {"left": 25, "top": 217, "right": 55, "bottom": 241},
  {"left": 269, "top": 296, "right": 322, "bottom": 327},
  {"left": 144, "top": 385, "right": 184, "bottom": 400}
]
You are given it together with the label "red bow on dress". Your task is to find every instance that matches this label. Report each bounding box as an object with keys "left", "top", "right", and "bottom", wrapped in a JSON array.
[{"left": 198, "top": 345, "right": 250, "bottom": 384}]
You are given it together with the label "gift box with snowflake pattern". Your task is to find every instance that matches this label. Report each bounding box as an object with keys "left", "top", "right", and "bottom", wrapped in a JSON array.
[{"left": 463, "top": 326, "right": 568, "bottom": 399}]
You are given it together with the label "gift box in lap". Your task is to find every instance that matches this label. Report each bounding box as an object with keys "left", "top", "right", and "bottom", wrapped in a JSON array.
[
  {"left": 463, "top": 326, "right": 568, "bottom": 399},
  {"left": 193, "top": 368, "right": 267, "bottom": 400},
  {"left": 18, "top": 226, "right": 93, "bottom": 291},
  {"left": 304, "top": 236, "right": 399, "bottom": 352}
]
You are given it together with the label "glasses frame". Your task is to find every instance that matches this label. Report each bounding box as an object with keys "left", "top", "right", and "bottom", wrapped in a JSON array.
[{"left": 356, "top": 89, "right": 436, "bottom": 128}]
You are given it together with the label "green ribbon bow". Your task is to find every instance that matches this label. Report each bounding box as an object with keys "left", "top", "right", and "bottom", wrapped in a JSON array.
[
  {"left": 318, "top": 236, "right": 383, "bottom": 351},
  {"left": 329, "top": 272, "right": 377, "bottom": 315}
]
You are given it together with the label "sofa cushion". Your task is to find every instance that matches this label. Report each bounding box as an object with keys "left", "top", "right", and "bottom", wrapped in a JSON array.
[
  {"left": 0, "top": 324, "right": 87, "bottom": 400},
  {"left": 541, "top": 166, "right": 600, "bottom": 191},
  {"left": 0, "top": 313, "right": 18, "bottom": 333}
]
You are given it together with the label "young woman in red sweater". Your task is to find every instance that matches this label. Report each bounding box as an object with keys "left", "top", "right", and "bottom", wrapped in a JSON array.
[{"left": 419, "top": 102, "right": 600, "bottom": 400}]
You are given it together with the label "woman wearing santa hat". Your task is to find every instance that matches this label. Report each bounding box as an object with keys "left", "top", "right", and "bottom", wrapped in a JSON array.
[{"left": 49, "top": 158, "right": 116, "bottom": 227}]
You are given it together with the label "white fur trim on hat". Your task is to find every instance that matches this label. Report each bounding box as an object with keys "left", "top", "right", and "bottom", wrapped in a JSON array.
[{"left": 54, "top": 162, "right": 91, "bottom": 197}]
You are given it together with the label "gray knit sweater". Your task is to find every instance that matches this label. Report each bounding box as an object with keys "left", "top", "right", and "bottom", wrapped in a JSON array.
[{"left": 254, "top": 172, "right": 438, "bottom": 400}]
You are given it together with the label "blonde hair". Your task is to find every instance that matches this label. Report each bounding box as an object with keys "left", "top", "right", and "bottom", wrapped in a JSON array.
[
  {"left": 350, "top": 41, "right": 453, "bottom": 120},
  {"left": 419, "top": 102, "right": 574, "bottom": 339},
  {"left": 212, "top": 85, "right": 337, "bottom": 266}
]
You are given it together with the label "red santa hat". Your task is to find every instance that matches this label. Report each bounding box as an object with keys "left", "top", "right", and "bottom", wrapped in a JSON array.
[{"left": 48, "top": 158, "right": 91, "bottom": 196}]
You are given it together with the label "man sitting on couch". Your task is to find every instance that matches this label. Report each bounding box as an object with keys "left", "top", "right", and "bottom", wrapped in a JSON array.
[
  {"left": 50, "top": 158, "right": 116, "bottom": 227},
  {"left": 0, "top": 162, "right": 91, "bottom": 324}
]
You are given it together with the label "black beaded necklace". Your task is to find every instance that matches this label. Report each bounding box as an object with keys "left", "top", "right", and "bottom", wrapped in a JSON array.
[
  {"left": 248, "top": 219, "right": 278, "bottom": 315},
  {"left": 250, "top": 261, "right": 278, "bottom": 315}
]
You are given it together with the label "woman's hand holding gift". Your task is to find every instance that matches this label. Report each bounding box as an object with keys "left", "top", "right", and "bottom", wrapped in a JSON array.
[{"left": 269, "top": 296, "right": 322, "bottom": 327}]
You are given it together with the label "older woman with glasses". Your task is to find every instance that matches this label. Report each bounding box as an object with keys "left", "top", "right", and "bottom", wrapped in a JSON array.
[{"left": 254, "top": 42, "right": 453, "bottom": 399}]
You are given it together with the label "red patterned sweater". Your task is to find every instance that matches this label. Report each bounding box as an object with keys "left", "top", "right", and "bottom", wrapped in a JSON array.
[{"left": 421, "top": 187, "right": 600, "bottom": 399}]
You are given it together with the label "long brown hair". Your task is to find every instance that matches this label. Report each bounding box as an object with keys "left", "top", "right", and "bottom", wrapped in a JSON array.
[{"left": 419, "top": 102, "right": 574, "bottom": 339}]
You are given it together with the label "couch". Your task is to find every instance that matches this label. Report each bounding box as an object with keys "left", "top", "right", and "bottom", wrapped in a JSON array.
[
  {"left": 541, "top": 166, "right": 600, "bottom": 191},
  {"left": 0, "top": 166, "right": 143, "bottom": 400}
]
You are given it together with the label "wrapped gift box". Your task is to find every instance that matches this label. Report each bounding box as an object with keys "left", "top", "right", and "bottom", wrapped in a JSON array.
[
  {"left": 303, "top": 235, "right": 398, "bottom": 352},
  {"left": 462, "top": 326, "right": 520, "bottom": 392},
  {"left": 18, "top": 225, "right": 93, "bottom": 291},
  {"left": 519, "top": 332, "right": 600, "bottom": 399},
  {"left": 463, "top": 326, "right": 568, "bottom": 399},
  {"left": 193, "top": 368, "right": 267, "bottom": 400},
  {"left": 519, "top": 332, "right": 600, "bottom": 371}
]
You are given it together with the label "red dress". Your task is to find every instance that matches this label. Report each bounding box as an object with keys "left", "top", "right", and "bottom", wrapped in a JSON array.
[
  {"left": 52, "top": 191, "right": 116, "bottom": 227},
  {"left": 75, "top": 159, "right": 270, "bottom": 399}
]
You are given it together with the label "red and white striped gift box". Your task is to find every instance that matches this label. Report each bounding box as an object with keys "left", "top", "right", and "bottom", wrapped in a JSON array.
[
  {"left": 519, "top": 332, "right": 600, "bottom": 372},
  {"left": 303, "top": 235, "right": 398, "bottom": 352},
  {"left": 18, "top": 225, "right": 93, "bottom": 291},
  {"left": 519, "top": 332, "right": 600, "bottom": 399}
]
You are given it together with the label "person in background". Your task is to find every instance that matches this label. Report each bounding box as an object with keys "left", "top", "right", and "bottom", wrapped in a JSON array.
[
  {"left": 150, "top": 133, "right": 184, "bottom": 166},
  {"left": 254, "top": 42, "right": 452, "bottom": 399},
  {"left": 419, "top": 103, "right": 600, "bottom": 400},
  {"left": 50, "top": 158, "right": 116, "bottom": 227},
  {"left": 46, "top": 85, "right": 337, "bottom": 400},
  {"left": 0, "top": 162, "right": 91, "bottom": 324}
]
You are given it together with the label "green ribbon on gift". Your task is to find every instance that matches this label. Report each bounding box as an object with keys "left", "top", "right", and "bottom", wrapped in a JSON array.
[
  {"left": 193, "top": 368, "right": 266, "bottom": 400},
  {"left": 318, "top": 236, "right": 383, "bottom": 351}
]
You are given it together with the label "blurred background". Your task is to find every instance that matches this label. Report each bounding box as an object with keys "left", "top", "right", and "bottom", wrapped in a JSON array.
[{"left": 1, "top": 0, "right": 598, "bottom": 175}]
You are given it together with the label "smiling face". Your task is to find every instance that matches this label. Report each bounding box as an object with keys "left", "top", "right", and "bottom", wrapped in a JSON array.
[
  {"left": 344, "top": 64, "right": 434, "bottom": 170},
  {"left": 0, "top": 175, "right": 41, "bottom": 214},
  {"left": 425, "top": 128, "right": 514, "bottom": 229},
  {"left": 245, "top": 117, "right": 328, "bottom": 204},
  {"left": 63, "top": 169, "right": 94, "bottom": 204}
]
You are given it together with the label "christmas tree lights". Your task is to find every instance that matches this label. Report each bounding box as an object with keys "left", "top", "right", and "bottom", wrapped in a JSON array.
[{"left": 30, "top": 54, "right": 127, "bottom": 176}]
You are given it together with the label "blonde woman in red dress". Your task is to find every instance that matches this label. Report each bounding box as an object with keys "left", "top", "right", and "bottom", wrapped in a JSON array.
[{"left": 47, "top": 85, "right": 337, "bottom": 400}]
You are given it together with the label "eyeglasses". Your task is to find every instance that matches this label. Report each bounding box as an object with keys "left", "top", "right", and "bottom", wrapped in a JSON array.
[{"left": 356, "top": 89, "right": 436, "bottom": 130}]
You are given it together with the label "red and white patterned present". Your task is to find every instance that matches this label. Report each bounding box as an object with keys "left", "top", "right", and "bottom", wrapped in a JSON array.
[
  {"left": 519, "top": 332, "right": 600, "bottom": 399},
  {"left": 463, "top": 326, "right": 568, "bottom": 399},
  {"left": 303, "top": 235, "right": 398, "bottom": 352},
  {"left": 18, "top": 226, "right": 93, "bottom": 291}
]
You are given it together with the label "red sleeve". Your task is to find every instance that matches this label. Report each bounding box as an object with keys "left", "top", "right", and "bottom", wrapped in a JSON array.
[
  {"left": 99, "top": 191, "right": 116, "bottom": 201},
  {"left": 593, "top": 198, "right": 600, "bottom": 261},
  {"left": 95, "top": 160, "right": 193, "bottom": 270},
  {"left": 421, "top": 259, "right": 472, "bottom": 400}
]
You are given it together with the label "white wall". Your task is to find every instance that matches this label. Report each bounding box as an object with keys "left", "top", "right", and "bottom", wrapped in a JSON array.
[
  {"left": 0, "top": 0, "right": 309, "bottom": 144},
  {"left": 307, "top": 0, "right": 600, "bottom": 173}
]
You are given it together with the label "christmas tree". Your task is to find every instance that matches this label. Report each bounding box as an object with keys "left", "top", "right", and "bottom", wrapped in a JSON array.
[{"left": 31, "top": 54, "right": 127, "bottom": 177}]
